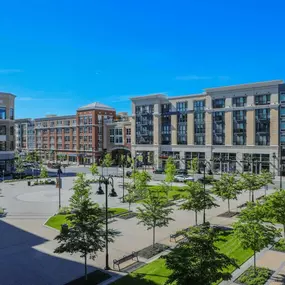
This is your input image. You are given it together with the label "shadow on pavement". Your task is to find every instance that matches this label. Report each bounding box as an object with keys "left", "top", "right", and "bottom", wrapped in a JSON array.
[{"left": 0, "top": 219, "right": 120, "bottom": 285}]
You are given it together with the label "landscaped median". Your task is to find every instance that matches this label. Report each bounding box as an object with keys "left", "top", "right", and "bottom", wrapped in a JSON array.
[
  {"left": 45, "top": 207, "right": 130, "bottom": 231},
  {"left": 112, "top": 230, "right": 253, "bottom": 285}
]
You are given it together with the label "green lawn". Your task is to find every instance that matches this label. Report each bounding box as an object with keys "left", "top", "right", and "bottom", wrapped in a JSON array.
[
  {"left": 147, "top": 185, "right": 189, "bottom": 200},
  {"left": 112, "top": 232, "right": 253, "bottom": 285},
  {"left": 45, "top": 207, "right": 128, "bottom": 231}
]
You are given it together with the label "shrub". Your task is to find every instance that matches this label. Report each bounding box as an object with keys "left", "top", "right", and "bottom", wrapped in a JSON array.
[
  {"left": 274, "top": 239, "right": 285, "bottom": 252},
  {"left": 58, "top": 206, "right": 71, "bottom": 215},
  {"left": 237, "top": 267, "right": 272, "bottom": 285}
]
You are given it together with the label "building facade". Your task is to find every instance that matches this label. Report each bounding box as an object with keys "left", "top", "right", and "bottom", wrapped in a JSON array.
[
  {"left": 0, "top": 92, "right": 15, "bottom": 173},
  {"left": 131, "top": 80, "right": 284, "bottom": 174},
  {"left": 15, "top": 118, "right": 35, "bottom": 152},
  {"left": 30, "top": 102, "right": 130, "bottom": 164}
]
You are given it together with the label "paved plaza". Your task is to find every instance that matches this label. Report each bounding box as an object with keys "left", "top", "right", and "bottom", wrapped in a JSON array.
[{"left": 0, "top": 167, "right": 282, "bottom": 285}]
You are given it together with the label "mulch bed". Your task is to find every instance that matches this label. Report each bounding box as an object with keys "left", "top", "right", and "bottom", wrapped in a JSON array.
[
  {"left": 118, "top": 212, "right": 137, "bottom": 220},
  {"left": 138, "top": 243, "right": 169, "bottom": 259},
  {"left": 218, "top": 211, "right": 239, "bottom": 218}
]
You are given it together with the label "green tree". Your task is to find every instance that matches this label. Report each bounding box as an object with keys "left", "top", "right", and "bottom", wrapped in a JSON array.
[
  {"left": 89, "top": 163, "right": 99, "bottom": 177},
  {"left": 131, "top": 170, "right": 151, "bottom": 198},
  {"left": 181, "top": 181, "right": 218, "bottom": 225},
  {"left": 234, "top": 202, "right": 280, "bottom": 274},
  {"left": 40, "top": 166, "right": 48, "bottom": 179},
  {"left": 15, "top": 156, "right": 25, "bottom": 179},
  {"left": 212, "top": 173, "right": 242, "bottom": 213},
  {"left": 240, "top": 172, "right": 263, "bottom": 202},
  {"left": 164, "top": 223, "right": 238, "bottom": 285},
  {"left": 124, "top": 182, "right": 137, "bottom": 211},
  {"left": 190, "top": 157, "right": 199, "bottom": 175},
  {"left": 103, "top": 153, "right": 113, "bottom": 175},
  {"left": 165, "top": 157, "right": 176, "bottom": 184},
  {"left": 26, "top": 151, "right": 40, "bottom": 163},
  {"left": 54, "top": 173, "right": 119, "bottom": 280},
  {"left": 137, "top": 191, "right": 174, "bottom": 247},
  {"left": 264, "top": 190, "right": 285, "bottom": 239},
  {"left": 259, "top": 170, "right": 274, "bottom": 194}
]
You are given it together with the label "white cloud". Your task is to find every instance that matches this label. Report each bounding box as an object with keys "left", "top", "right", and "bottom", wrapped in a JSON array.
[
  {"left": 0, "top": 69, "right": 23, "bottom": 74},
  {"left": 175, "top": 75, "right": 212, "bottom": 80}
]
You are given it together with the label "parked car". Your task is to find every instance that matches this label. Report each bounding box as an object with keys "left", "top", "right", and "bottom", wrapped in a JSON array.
[
  {"left": 174, "top": 174, "right": 194, "bottom": 182},
  {"left": 175, "top": 169, "right": 188, "bottom": 175},
  {"left": 153, "top": 168, "right": 165, "bottom": 174}
]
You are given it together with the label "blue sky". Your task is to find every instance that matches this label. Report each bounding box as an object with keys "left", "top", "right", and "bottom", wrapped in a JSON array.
[{"left": 1, "top": 0, "right": 285, "bottom": 118}]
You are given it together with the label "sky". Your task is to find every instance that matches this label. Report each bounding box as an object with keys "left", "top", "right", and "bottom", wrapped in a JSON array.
[{"left": 0, "top": 0, "right": 285, "bottom": 119}]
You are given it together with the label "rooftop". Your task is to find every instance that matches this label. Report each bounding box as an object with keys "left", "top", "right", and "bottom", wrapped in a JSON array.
[{"left": 77, "top": 102, "right": 115, "bottom": 111}]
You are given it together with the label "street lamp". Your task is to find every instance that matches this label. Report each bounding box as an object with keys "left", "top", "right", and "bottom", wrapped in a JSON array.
[
  {"left": 57, "top": 166, "right": 63, "bottom": 210},
  {"left": 96, "top": 175, "right": 117, "bottom": 270},
  {"left": 2, "top": 170, "right": 4, "bottom": 183},
  {"left": 273, "top": 152, "right": 282, "bottom": 189},
  {"left": 201, "top": 162, "right": 207, "bottom": 224}
]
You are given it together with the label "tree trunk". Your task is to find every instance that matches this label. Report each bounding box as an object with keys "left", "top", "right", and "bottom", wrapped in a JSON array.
[
  {"left": 152, "top": 226, "right": 155, "bottom": 247},
  {"left": 84, "top": 253, "right": 87, "bottom": 281},
  {"left": 249, "top": 190, "right": 251, "bottom": 202},
  {"left": 252, "top": 190, "right": 254, "bottom": 203},
  {"left": 253, "top": 251, "right": 256, "bottom": 275},
  {"left": 228, "top": 199, "right": 230, "bottom": 213},
  {"left": 195, "top": 211, "right": 198, "bottom": 225}
]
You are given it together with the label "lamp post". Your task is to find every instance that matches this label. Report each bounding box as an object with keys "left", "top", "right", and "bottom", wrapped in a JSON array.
[
  {"left": 96, "top": 175, "right": 117, "bottom": 270},
  {"left": 57, "top": 166, "right": 63, "bottom": 210},
  {"left": 201, "top": 162, "right": 206, "bottom": 224},
  {"left": 2, "top": 170, "right": 4, "bottom": 183},
  {"left": 121, "top": 153, "right": 127, "bottom": 203}
]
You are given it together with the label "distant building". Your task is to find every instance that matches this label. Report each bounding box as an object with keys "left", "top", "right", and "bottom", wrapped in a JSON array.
[
  {"left": 15, "top": 118, "right": 35, "bottom": 152},
  {"left": 0, "top": 92, "right": 16, "bottom": 173}
]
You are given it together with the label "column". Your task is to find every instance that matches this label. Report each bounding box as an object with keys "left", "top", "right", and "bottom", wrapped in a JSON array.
[
  {"left": 153, "top": 103, "right": 160, "bottom": 145},
  {"left": 171, "top": 115, "right": 177, "bottom": 145},
  {"left": 187, "top": 113, "right": 194, "bottom": 145},
  {"left": 225, "top": 111, "right": 233, "bottom": 146},
  {"left": 205, "top": 112, "right": 212, "bottom": 145},
  {"left": 246, "top": 110, "right": 255, "bottom": 146},
  {"left": 270, "top": 108, "right": 279, "bottom": 146}
]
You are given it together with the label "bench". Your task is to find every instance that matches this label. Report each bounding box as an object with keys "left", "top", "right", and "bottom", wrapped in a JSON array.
[
  {"left": 113, "top": 251, "right": 139, "bottom": 271},
  {"left": 170, "top": 227, "right": 190, "bottom": 242}
]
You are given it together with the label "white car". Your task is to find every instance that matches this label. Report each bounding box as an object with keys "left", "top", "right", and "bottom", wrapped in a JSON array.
[{"left": 174, "top": 174, "right": 194, "bottom": 182}]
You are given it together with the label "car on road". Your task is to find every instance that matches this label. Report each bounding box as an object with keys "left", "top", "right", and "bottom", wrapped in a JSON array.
[
  {"left": 153, "top": 168, "right": 165, "bottom": 174},
  {"left": 175, "top": 169, "right": 188, "bottom": 175},
  {"left": 174, "top": 174, "right": 194, "bottom": 182}
]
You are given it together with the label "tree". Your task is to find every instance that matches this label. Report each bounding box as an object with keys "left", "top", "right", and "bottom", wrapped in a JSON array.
[
  {"left": 233, "top": 202, "right": 280, "bottom": 274},
  {"left": 15, "top": 156, "right": 25, "bottom": 179},
  {"left": 40, "top": 166, "right": 48, "bottom": 179},
  {"left": 124, "top": 182, "right": 137, "bottom": 211},
  {"left": 103, "top": 153, "right": 112, "bottom": 175},
  {"left": 165, "top": 157, "right": 176, "bottom": 184},
  {"left": 164, "top": 223, "right": 238, "bottom": 285},
  {"left": 264, "top": 190, "right": 285, "bottom": 239},
  {"left": 240, "top": 172, "right": 263, "bottom": 202},
  {"left": 259, "top": 170, "right": 274, "bottom": 194},
  {"left": 54, "top": 173, "right": 119, "bottom": 280},
  {"left": 26, "top": 151, "right": 40, "bottom": 163},
  {"left": 212, "top": 174, "right": 242, "bottom": 214},
  {"left": 90, "top": 163, "right": 99, "bottom": 177},
  {"left": 137, "top": 190, "right": 174, "bottom": 247},
  {"left": 131, "top": 170, "right": 151, "bottom": 199},
  {"left": 181, "top": 181, "right": 219, "bottom": 225},
  {"left": 190, "top": 157, "right": 199, "bottom": 175}
]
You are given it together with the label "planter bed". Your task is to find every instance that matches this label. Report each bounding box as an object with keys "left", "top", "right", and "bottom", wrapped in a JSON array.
[
  {"left": 236, "top": 266, "right": 273, "bottom": 285},
  {"left": 138, "top": 243, "right": 169, "bottom": 259},
  {"left": 218, "top": 211, "right": 239, "bottom": 218},
  {"left": 118, "top": 211, "right": 137, "bottom": 220}
]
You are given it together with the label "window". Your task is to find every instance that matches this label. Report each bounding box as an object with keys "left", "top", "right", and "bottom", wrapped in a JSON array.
[
  {"left": 126, "top": 137, "right": 131, "bottom": 144},
  {"left": 57, "top": 128, "right": 62, "bottom": 134},
  {"left": 281, "top": 108, "right": 285, "bottom": 117},
  {"left": 212, "top": 111, "right": 225, "bottom": 145},
  {"left": 57, "top": 120, "right": 63, "bottom": 126},
  {"left": 255, "top": 94, "right": 271, "bottom": 105},
  {"left": 64, "top": 144, "right": 69, "bottom": 150},
  {"left": 161, "top": 104, "right": 171, "bottom": 113},
  {"left": 281, "top": 121, "right": 285, "bottom": 131},
  {"left": 10, "top": 108, "right": 14, "bottom": 120},
  {"left": 110, "top": 136, "right": 114, "bottom": 143},
  {"left": 10, "top": 141, "right": 14, "bottom": 150},
  {"left": 64, "top": 136, "right": 70, "bottom": 141},
  {"left": 232, "top": 97, "right": 247, "bottom": 107},
  {"left": 212, "top": 98, "right": 225, "bottom": 109},
  {"left": 0, "top": 107, "right": 6, "bottom": 119},
  {"left": 64, "top": 128, "right": 70, "bottom": 134},
  {"left": 115, "top": 128, "right": 123, "bottom": 135},
  {"left": 0, "top": 126, "right": 6, "bottom": 135},
  {"left": 194, "top": 100, "right": 205, "bottom": 111},
  {"left": 126, "top": 128, "right": 131, "bottom": 135},
  {"left": 176, "top": 101, "right": 187, "bottom": 112},
  {"left": 115, "top": 136, "right": 123, "bottom": 144},
  {"left": 110, "top": 129, "right": 114, "bottom": 136},
  {"left": 280, "top": 92, "right": 285, "bottom": 103},
  {"left": 10, "top": 126, "right": 14, "bottom": 136}
]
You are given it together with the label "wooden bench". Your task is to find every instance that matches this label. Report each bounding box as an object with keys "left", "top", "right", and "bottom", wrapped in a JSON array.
[
  {"left": 170, "top": 227, "right": 190, "bottom": 242},
  {"left": 113, "top": 251, "right": 139, "bottom": 271}
]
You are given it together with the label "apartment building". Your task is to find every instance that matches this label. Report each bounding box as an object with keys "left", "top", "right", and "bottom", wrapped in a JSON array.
[
  {"left": 15, "top": 118, "right": 35, "bottom": 152},
  {"left": 0, "top": 92, "right": 15, "bottom": 173},
  {"left": 131, "top": 80, "right": 284, "bottom": 174},
  {"left": 32, "top": 102, "right": 131, "bottom": 164}
]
